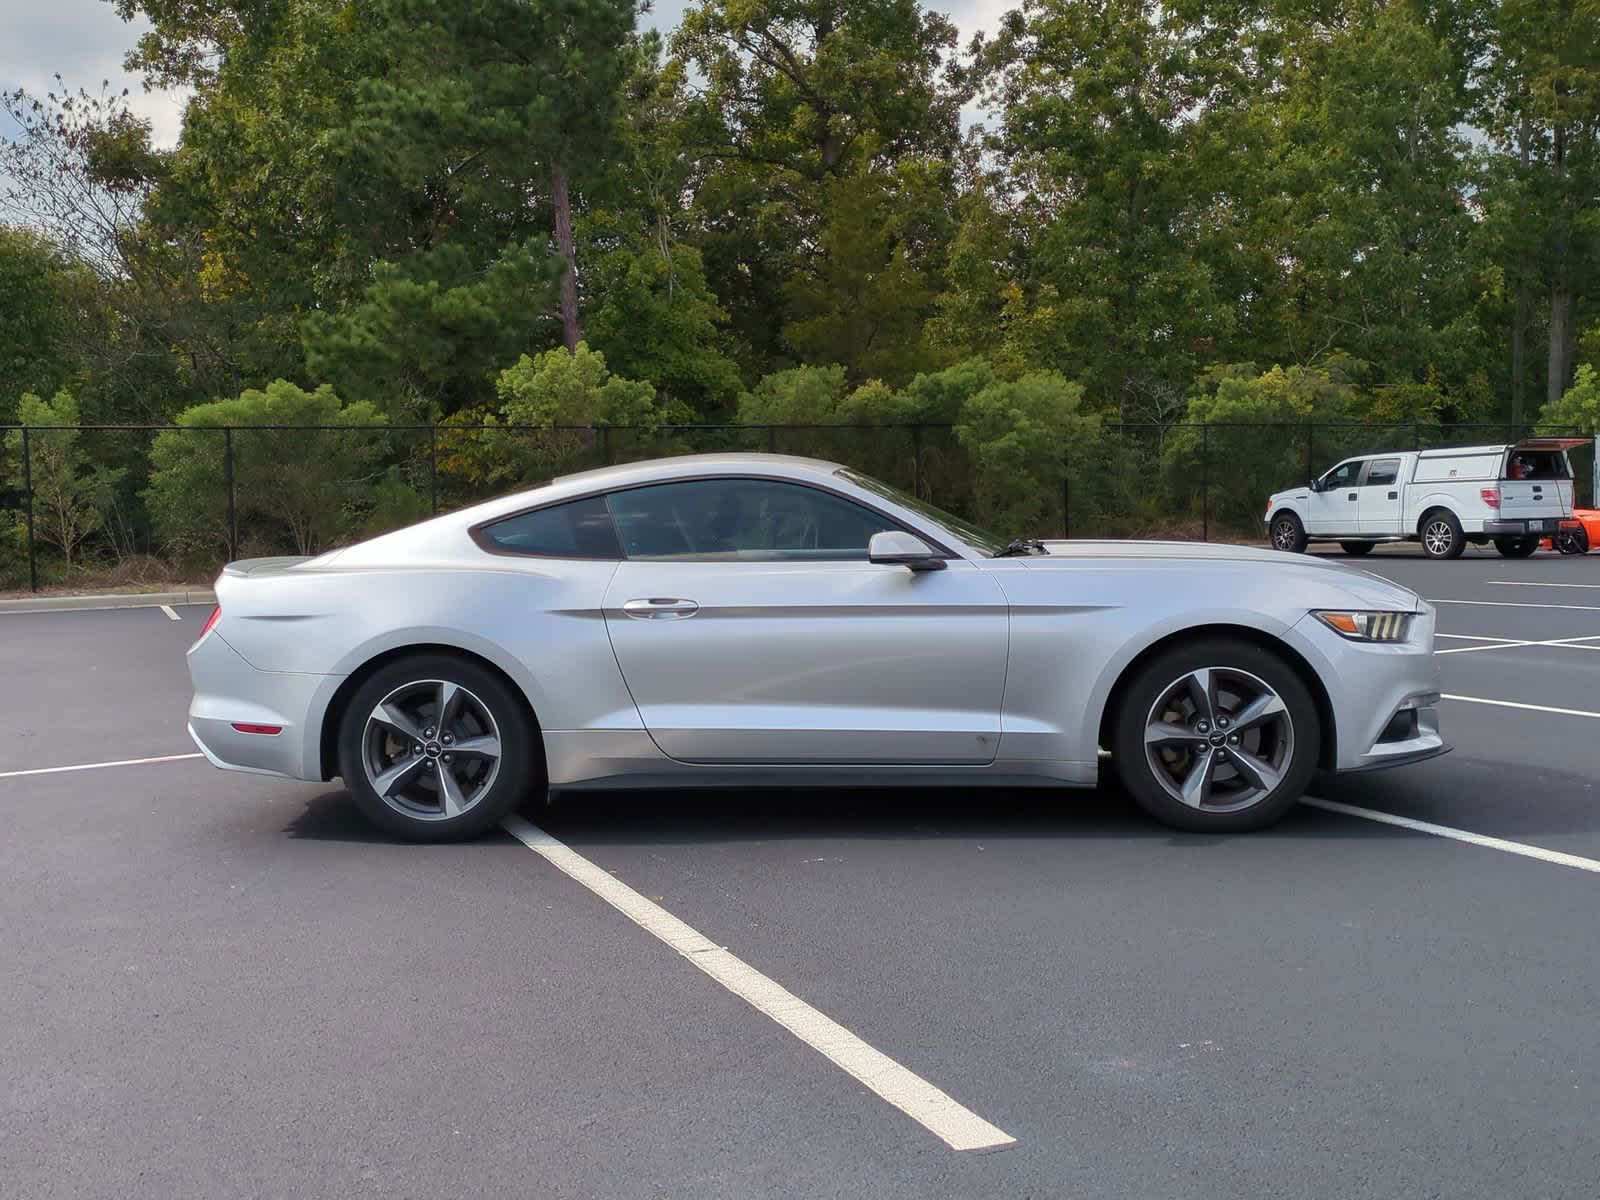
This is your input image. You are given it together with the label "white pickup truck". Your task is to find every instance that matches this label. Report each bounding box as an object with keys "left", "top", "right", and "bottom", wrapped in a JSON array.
[{"left": 1265, "top": 438, "right": 1587, "bottom": 559}]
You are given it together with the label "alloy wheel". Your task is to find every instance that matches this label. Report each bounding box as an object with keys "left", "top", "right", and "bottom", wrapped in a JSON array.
[
  {"left": 1271, "top": 520, "right": 1298, "bottom": 551},
  {"left": 1423, "top": 520, "right": 1453, "bottom": 556},
  {"left": 1143, "top": 667, "right": 1295, "bottom": 813},
  {"left": 361, "top": 679, "right": 503, "bottom": 821}
]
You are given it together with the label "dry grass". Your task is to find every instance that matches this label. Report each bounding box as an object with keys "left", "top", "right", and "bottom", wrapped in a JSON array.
[{"left": 0, "top": 555, "right": 213, "bottom": 600}]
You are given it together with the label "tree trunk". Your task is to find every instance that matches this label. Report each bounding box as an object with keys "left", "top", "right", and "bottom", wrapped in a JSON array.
[
  {"left": 1511, "top": 118, "right": 1530, "bottom": 426},
  {"left": 551, "top": 161, "right": 582, "bottom": 353},
  {"left": 1546, "top": 122, "right": 1573, "bottom": 407},
  {"left": 1511, "top": 288, "right": 1528, "bottom": 425},
  {"left": 1548, "top": 287, "right": 1576, "bottom": 407}
]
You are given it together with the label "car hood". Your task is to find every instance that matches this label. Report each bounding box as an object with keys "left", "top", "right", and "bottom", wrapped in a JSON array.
[{"left": 1018, "top": 540, "right": 1423, "bottom": 611}]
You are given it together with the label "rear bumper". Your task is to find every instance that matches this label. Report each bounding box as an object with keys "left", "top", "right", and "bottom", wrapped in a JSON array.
[
  {"left": 186, "top": 627, "right": 337, "bottom": 780},
  {"left": 1484, "top": 518, "right": 1566, "bottom": 535}
]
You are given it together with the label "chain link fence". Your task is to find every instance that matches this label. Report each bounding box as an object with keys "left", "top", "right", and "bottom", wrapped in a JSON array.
[{"left": 2, "top": 421, "right": 1593, "bottom": 591}]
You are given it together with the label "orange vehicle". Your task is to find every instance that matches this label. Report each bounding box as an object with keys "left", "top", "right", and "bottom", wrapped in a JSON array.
[{"left": 1543, "top": 509, "right": 1599, "bottom": 554}]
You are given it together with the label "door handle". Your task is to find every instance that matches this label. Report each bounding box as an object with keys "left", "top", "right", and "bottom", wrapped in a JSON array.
[
  {"left": 1388, "top": 491, "right": 1398, "bottom": 500},
  {"left": 622, "top": 597, "right": 699, "bottom": 620},
  {"left": 1348, "top": 492, "right": 1358, "bottom": 501}
]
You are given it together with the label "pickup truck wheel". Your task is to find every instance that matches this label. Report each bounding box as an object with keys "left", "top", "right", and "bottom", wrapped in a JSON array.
[
  {"left": 1339, "top": 541, "right": 1375, "bottom": 556},
  {"left": 1270, "top": 513, "right": 1308, "bottom": 553},
  {"left": 1420, "top": 510, "right": 1465, "bottom": 559},
  {"left": 1112, "top": 639, "right": 1321, "bottom": 833},
  {"left": 1493, "top": 536, "right": 1539, "bottom": 558}
]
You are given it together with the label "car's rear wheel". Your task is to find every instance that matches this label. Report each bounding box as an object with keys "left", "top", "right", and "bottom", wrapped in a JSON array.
[
  {"left": 1111, "top": 639, "right": 1321, "bottom": 833},
  {"left": 1339, "top": 541, "right": 1375, "bottom": 556},
  {"left": 337, "top": 654, "right": 538, "bottom": 841},
  {"left": 1493, "top": 535, "right": 1539, "bottom": 558},
  {"left": 1557, "top": 526, "right": 1590, "bottom": 555},
  {"left": 1419, "top": 510, "right": 1465, "bottom": 559},
  {"left": 1270, "top": 512, "right": 1307, "bottom": 553}
]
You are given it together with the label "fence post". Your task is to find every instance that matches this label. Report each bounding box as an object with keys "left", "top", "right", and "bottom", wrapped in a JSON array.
[
  {"left": 429, "top": 424, "right": 439, "bottom": 515},
  {"left": 223, "top": 427, "right": 237, "bottom": 561},
  {"left": 1062, "top": 465, "right": 1070, "bottom": 540},
  {"left": 598, "top": 425, "right": 611, "bottom": 466},
  {"left": 1201, "top": 423, "right": 1210, "bottom": 542},
  {"left": 1306, "top": 423, "right": 1314, "bottom": 483},
  {"left": 767, "top": 425, "right": 777, "bottom": 454},
  {"left": 22, "top": 426, "right": 37, "bottom": 593},
  {"left": 911, "top": 424, "right": 923, "bottom": 498}
]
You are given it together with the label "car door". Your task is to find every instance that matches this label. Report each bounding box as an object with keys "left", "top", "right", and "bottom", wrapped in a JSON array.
[
  {"left": 599, "top": 476, "right": 1009, "bottom": 765},
  {"left": 1357, "top": 457, "right": 1403, "bottom": 535},
  {"left": 1306, "top": 459, "right": 1363, "bottom": 535}
]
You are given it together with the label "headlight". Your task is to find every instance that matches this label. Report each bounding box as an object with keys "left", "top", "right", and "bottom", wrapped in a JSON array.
[{"left": 1313, "top": 610, "right": 1413, "bottom": 642}]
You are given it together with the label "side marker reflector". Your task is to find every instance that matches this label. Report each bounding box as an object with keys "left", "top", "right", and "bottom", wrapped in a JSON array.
[{"left": 231, "top": 723, "right": 282, "bottom": 736}]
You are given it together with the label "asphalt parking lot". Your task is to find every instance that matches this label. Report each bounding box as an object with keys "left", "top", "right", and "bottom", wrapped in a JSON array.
[{"left": 3, "top": 548, "right": 1599, "bottom": 1199}]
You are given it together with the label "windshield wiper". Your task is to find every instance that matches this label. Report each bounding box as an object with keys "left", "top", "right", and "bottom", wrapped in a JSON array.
[{"left": 995, "top": 537, "right": 1048, "bottom": 558}]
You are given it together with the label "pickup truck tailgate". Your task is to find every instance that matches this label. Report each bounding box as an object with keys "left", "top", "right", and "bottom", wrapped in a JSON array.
[{"left": 1499, "top": 480, "right": 1574, "bottom": 519}]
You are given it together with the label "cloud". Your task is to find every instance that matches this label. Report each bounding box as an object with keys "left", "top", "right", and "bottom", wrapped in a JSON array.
[{"left": 0, "top": 0, "right": 188, "bottom": 147}]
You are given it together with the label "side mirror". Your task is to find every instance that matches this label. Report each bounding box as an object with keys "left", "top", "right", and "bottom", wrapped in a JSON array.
[
  {"left": 868, "top": 530, "right": 945, "bottom": 572},
  {"left": 1307, "top": 478, "right": 1322, "bottom": 493}
]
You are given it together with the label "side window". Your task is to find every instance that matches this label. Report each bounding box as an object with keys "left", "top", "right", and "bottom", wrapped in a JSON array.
[
  {"left": 607, "top": 478, "right": 901, "bottom": 561},
  {"left": 1323, "top": 460, "right": 1363, "bottom": 489},
  {"left": 1365, "top": 459, "right": 1401, "bottom": 487},
  {"left": 478, "top": 495, "right": 621, "bottom": 558}
]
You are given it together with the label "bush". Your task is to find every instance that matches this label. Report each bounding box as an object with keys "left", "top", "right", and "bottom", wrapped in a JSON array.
[
  {"left": 2, "top": 389, "right": 123, "bottom": 567},
  {"left": 956, "top": 370, "right": 1100, "bottom": 538},
  {"left": 146, "top": 380, "right": 390, "bottom": 559}
]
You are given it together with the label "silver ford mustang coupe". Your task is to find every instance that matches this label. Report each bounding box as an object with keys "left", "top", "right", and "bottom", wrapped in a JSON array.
[{"left": 187, "top": 453, "right": 1445, "bottom": 840}]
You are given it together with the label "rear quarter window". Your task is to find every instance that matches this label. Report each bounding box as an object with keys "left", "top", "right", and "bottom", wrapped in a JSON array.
[{"left": 477, "top": 495, "right": 621, "bottom": 558}]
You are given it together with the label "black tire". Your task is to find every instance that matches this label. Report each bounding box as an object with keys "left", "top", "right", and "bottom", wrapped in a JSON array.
[
  {"left": 336, "top": 653, "right": 539, "bottom": 841},
  {"left": 1419, "top": 509, "right": 1465, "bottom": 559},
  {"left": 1557, "top": 527, "right": 1589, "bottom": 555},
  {"left": 1270, "top": 512, "right": 1308, "bottom": 553},
  {"left": 1339, "top": 541, "right": 1375, "bottom": 556},
  {"left": 1493, "top": 536, "right": 1539, "bottom": 559},
  {"left": 1110, "top": 638, "right": 1321, "bottom": 833}
]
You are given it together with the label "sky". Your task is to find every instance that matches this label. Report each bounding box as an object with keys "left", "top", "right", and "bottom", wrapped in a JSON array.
[{"left": 0, "top": 0, "right": 1009, "bottom": 149}]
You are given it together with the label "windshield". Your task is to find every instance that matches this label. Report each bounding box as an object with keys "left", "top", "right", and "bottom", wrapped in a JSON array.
[{"left": 835, "top": 468, "right": 1010, "bottom": 556}]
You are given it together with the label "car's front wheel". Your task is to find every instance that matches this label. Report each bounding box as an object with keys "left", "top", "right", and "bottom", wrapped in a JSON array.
[
  {"left": 337, "top": 654, "right": 539, "bottom": 841},
  {"left": 1270, "top": 512, "right": 1308, "bottom": 553},
  {"left": 1111, "top": 639, "right": 1321, "bottom": 833}
]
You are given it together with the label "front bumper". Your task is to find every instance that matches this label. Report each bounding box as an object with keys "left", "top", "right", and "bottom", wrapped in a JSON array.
[
  {"left": 1484, "top": 518, "right": 1565, "bottom": 535},
  {"left": 187, "top": 626, "right": 337, "bottom": 780},
  {"left": 1286, "top": 608, "right": 1448, "bottom": 772}
]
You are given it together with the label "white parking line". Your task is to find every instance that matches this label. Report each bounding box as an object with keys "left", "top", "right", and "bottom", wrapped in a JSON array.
[
  {"left": 1303, "top": 798, "right": 1600, "bottom": 876},
  {"left": 1427, "top": 597, "right": 1600, "bottom": 613},
  {"left": 0, "top": 752, "right": 204, "bottom": 780},
  {"left": 1435, "top": 635, "right": 1600, "bottom": 655},
  {"left": 1488, "top": 581, "right": 1600, "bottom": 590},
  {"left": 1443, "top": 694, "right": 1600, "bottom": 720},
  {"left": 159, "top": 604, "right": 181, "bottom": 621},
  {"left": 501, "top": 815, "right": 1015, "bottom": 1152}
]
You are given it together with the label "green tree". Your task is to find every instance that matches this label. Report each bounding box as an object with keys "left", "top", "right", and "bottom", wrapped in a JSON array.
[
  {"left": 146, "top": 381, "right": 390, "bottom": 558},
  {"left": 955, "top": 370, "right": 1098, "bottom": 536},
  {"left": 673, "top": 0, "right": 968, "bottom": 375},
  {"left": 975, "top": 0, "right": 1249, "bottom": 414},
  {"left": 0, "top": 227, "right": 98, "bottom": 423},
  {"left": 1538, "top": 363, "right": 1600, "bottom": 434},
  {"left": 4, "top": 390, "right": 124, "bottom": 567},
  {"left": 496, "top": 342, "right": 678, "bottom": 428},
  {"left": 1474, "top": 0, "right": 1600, "bottom": 411}
]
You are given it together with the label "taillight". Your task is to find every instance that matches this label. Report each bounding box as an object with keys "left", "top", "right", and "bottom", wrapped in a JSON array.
[
  {"left": 199, "top": 605, "right": 222, "bottom": 639},
  {"left": 1480, "top": 487, "right": 1501, "bottom": 509}
]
